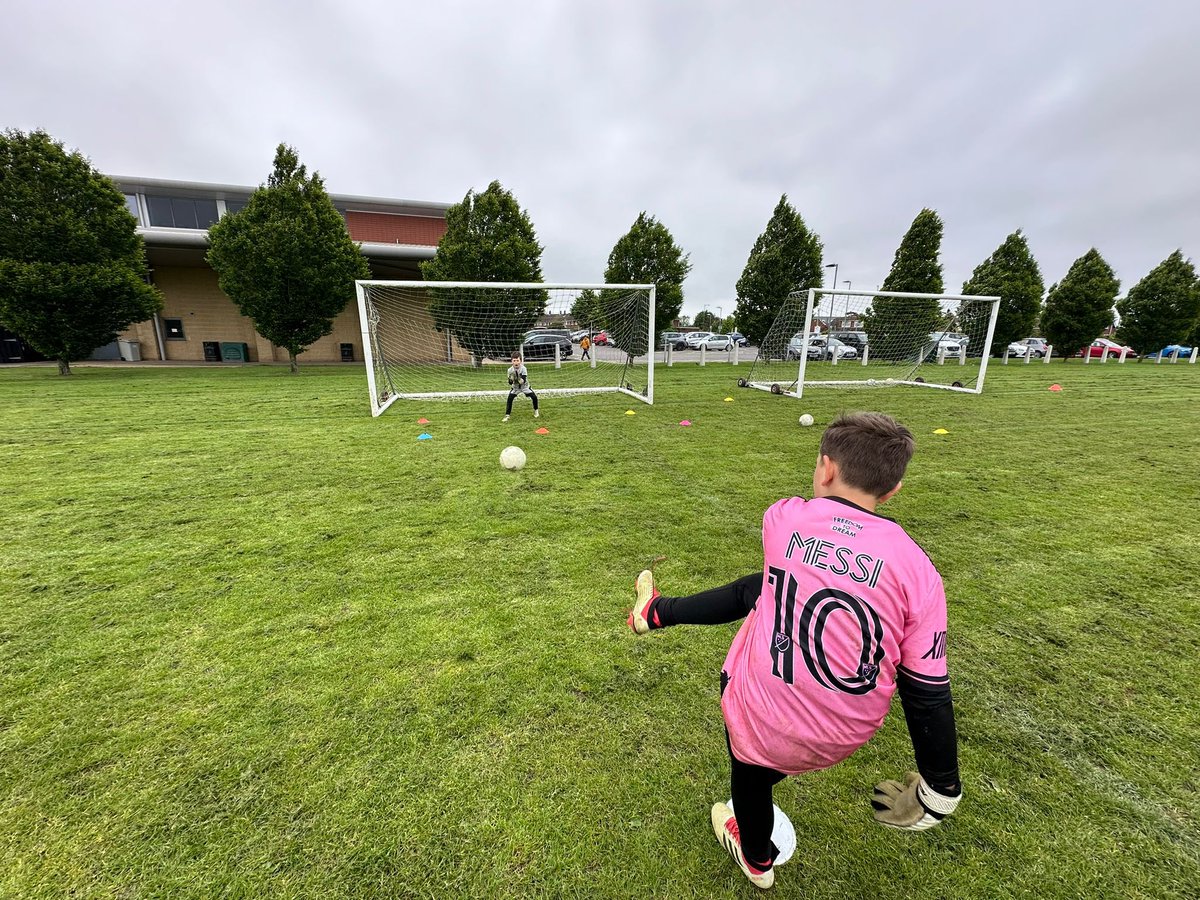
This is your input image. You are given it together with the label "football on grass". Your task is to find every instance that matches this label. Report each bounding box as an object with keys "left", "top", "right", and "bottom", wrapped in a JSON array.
[{"left": 500, "top": 446, "right": 526, "bottom": 471}]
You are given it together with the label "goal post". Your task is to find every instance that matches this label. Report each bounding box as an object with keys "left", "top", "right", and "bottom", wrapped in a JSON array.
[
  {"left": 744, "top": 288, "right": 1001, "bottom": 398},
  {"left": 355, "top": 280, "right": 656, "bottom": 417}
]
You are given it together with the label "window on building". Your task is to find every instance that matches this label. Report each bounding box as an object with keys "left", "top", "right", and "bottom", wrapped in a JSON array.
[
  {"left": 146, "top": 196, "right": 220, "bottom": 229},
  {"left": 224, "top": 199, "right": 248, "bottom": 216},
  {"left": 164, "top": 318, "right": 186, "bottom": 340},
  {"left": 123, "top": 193, "right": 141, "bottom": 224}
]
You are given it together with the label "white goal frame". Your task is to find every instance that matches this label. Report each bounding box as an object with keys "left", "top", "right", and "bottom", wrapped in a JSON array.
[
  {"left": 355, "top": 280, "right": 656, "bottom": 417},
  {"left": 746, "top": 288, "right": 1001, "bottom": 398}
]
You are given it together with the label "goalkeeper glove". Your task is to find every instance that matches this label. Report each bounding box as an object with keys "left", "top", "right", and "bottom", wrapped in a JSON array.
[{"left": 871, "top": 772, "right": 960, "bottom": 832}]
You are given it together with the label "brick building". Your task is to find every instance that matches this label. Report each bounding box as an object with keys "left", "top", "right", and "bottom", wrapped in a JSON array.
[{"left": 90, "top": 176, "right": 450, "bottom": 364}]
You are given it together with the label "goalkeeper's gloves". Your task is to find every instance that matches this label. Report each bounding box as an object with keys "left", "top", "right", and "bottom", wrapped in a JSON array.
[{"left": 871, "top": 772, "right": 960, "bottom": 832}]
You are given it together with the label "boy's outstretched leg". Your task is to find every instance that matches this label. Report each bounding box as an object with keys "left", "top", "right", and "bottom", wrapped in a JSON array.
[{"left": 627, "top": 570, "right": 760, "bottom": 634}]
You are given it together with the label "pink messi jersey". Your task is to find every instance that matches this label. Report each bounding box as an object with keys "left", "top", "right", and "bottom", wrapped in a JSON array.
[{"left": 721, "top": 496, "right": 949, "bottom": 774}]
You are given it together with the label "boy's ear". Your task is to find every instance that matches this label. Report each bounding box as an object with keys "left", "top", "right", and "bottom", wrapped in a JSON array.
[
  {"left": 816, "top": 454, "right": 838, "bottom": 487},
  {"left": 878, "top": 480, "right": 902, "bottom": 505}
]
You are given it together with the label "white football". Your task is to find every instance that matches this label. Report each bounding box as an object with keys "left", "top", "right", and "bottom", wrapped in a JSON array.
[
  {"left": 500, "top": 446, "right": 527, "bottom": 471},
  {"left": 799, "top": 414, "right": 814, "bottom": 427}
]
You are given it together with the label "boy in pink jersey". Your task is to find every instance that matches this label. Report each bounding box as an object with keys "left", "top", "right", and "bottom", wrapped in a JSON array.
[{"left": 628, "top": 412, "right": 961, "bottom": 890}]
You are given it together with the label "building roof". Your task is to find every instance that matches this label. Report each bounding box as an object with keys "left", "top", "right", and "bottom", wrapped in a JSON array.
[{"left": 108, "top": 175, "right": 451, "bottom": 218}]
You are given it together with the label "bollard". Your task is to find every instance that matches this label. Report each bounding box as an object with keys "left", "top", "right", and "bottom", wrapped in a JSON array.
[
  {"left": 1044, "top": 346, "right": 1053, "bottom": 363},
  {"left": 732, "top": 343, "right": 739, "bottom": 366},
  {"left": 555, "top": 342, "right": 561, "bottom": 369},
  {"left": 1118, "top": 348, "right": 1127, "bottom": 364},
  {"left": 700, "top": 344, "right": 706, "bottom": 367},
  {"left": 861, "top": 345, "right": 870, "bottom": 366}
]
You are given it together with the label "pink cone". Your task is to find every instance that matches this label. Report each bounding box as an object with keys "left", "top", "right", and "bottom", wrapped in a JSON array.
[{"left": 1049, "top": 384, "right": 1062, "bottom": 392}]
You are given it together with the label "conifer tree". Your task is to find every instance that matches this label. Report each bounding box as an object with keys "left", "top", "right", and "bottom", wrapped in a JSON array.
[
  {"left": 1115, "top": 251, "right": 1200, "bottom": 354},
  {"left": 960, "top": 230, "right": 1044, "bottom": 351},
  {"left": 733, "top": 194, "right": 824, "bottom": 346},
  {"left": 862, "top": 209, "right": 944, "bottom": 358},
  {"left": 603, "top": 212, "right": 691, "bottom": 356},
  {"left": 1041, "top": 249, "right": 1120, "bottom": 357}
]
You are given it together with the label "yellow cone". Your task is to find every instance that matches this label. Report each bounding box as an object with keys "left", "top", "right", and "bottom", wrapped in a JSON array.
[
  {"left": 933, "top": 428, "right": 950, "bottom": 435},
  {"left": 625, "top": 410, "right": 636, "bottom": 416},
  {"left": 724, "top": 397, "right": 734, "bottom": 402}
]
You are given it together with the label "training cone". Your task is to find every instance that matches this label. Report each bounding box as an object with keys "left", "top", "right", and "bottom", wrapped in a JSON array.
[
  {"left": 724, "top": 397, "right": 734, "bottom": 402},
  {"left": 417, "top": 417, "right": 430, "bottom": 424},
  {"left": 1049, "top": 384, "right": 1063, "bottom": 392},
  {"left": 679, "top": 420, "right": 692, "bottom": 426},
  {"left": 933, "top": 428, "right": 950, "bottom": 435},
  {"left": 625, "top": 410, "right": 636, "bottom": 416},
  {"left": 535, "top": 427, "right": 549, "bottom": 435},
  {"left": 417, "top": 433, "right": 432, "bottom": 440}
]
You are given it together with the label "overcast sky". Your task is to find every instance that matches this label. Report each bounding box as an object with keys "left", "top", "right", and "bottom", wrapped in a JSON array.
[{"left": 3, "top": 0, "right": 1198, "bottom": 317}]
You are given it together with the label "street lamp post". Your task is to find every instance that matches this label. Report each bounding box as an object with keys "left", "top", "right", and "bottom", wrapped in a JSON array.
[
  {"left": 844, "top": 280, "right": 851, "bottom": 293},
  {"left": 825, "top": 262, "right": 839, "bottom": 294}
]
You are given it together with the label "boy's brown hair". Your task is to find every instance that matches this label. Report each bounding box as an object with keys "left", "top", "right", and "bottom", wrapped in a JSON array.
[{"left": 819, "top": 412, "right": 915, "bottom": 498}]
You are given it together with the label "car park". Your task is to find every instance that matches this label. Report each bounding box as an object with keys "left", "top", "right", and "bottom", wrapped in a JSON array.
[
  {"left": 521, "top": 333, "right": 573, "bottom": 359},
  {"left": 694, "top": 334, "right": 734, "bottom": 351},
  {"left": 684, "top": 331, "right": 713, "bottom": 349}
]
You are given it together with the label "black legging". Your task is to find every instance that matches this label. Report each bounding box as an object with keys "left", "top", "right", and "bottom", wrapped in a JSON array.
[
  {"left": 505, "top": 390, "right": 539, "bottom": 414},
  {"left": 656, "top": 574, "right": 783, "bottom": 869}
]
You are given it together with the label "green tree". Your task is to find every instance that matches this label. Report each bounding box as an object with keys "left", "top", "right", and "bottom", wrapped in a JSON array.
[
  {"left": 733, "top": 194, "right": 824, "bottom": 346},
  {"left": 207, "top": 144, "right": 368, "bottom": 373},
  {"left": 0, "top": 129, "right": 161, "bottom": 375},
  {"left": 862, "top": 209, "right": 945, "bottom": 359},
  {"left": 603, "top": 212, "right": 691, "bottom": 356},
  {"left": 571, "top": 289, "right": 602, "bottom": 330},
  {"left": 420, "top": 180, "right": 545, "bottom": 362},
  {"left": 1041, "top": 249, "right": 1120, "bottom": 358},
  {"left": 693, "top": 309, "right": 719, "bottom": 331},
  {"left": 1115, "top": 251, "right": 1200, "bottom": 354},
  {"left": 960, "top": 230, "right": 1045, "bottom": 353}
]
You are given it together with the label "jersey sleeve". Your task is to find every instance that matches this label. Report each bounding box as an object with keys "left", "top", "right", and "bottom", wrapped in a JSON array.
[{"left": 896, "top": 572, "right": 950, "bottom": 689}]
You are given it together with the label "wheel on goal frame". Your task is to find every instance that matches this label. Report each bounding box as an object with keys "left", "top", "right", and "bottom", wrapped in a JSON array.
[
  {"left": 737, "top": 378, "right": 748, "bottom": 388},
  {"left": 770, "top": 383, "right": 782, "bottom": 395}
]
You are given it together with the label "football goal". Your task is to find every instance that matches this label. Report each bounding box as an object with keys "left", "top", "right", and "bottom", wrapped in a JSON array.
[
  {"left": 743, "top": 288, "right": 1001, "bottom": 398},
  {"left": 355, "top": 281, "right": 656, "bottom": 417}
]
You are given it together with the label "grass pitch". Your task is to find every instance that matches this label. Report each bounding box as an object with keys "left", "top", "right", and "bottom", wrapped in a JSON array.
[{"left": 1, "top": 359, "right": 1198, "bottom": 899}]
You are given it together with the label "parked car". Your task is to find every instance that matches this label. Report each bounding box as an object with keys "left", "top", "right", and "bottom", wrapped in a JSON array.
[
  {"left": 785, "top": 332, "right": 811, "bottom": 360},
  {"left": 827, "top": 330, "right": 868, "bottom": 353},
  {"left": 1147, "top": 344, "right": 1194, "bottom": 359},
  {"left": 806, "top": 336, "right": 858, "bottom": 361},
  {"left": 925, "top": 332, "right": 965, "bottom": 360},
  {"left": 684, "top": 331, "right": 714, "bottom": 349},
  {"left": 521, "top": 333, "right": 573, "bottom": 359},
  {"left": 728, "top": 331, "right": 748, "bottom": 346},
  {"left": 592, "top": 331, "right": 611, "bottom": 345},
  {"left": 661, "top": 331, "right": 685, "bottom": 349},
  {"left": 1078, "top": 338, "right": 1136, "bottom": 359},
  {"left": 1011, "top": 337, "right": 1050, "bottom": 358},
  {"left": 1006, "top": 341, "right": 1032, "bottom": 358},
  {"left": 570, "top": 329, "right": 590, "bottom": 342},
  {"left": 695, "top": 333, "right": 734, "bottom": 351},
  {"left": 524, "top": 328, "right": 573, "bottom": 344}
]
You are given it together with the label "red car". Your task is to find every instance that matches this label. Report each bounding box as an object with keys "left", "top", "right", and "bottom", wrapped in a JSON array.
[
  {"left": 1079, "top": 338, "right": 1137, "bottom": 359},
  {"left": 592, "top": 331, "right": 610, "bottom": 345}
]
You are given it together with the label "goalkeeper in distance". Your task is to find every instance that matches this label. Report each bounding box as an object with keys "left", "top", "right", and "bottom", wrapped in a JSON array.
[{"left": 627, "top": 412, "right": 961, "bottom": 890}]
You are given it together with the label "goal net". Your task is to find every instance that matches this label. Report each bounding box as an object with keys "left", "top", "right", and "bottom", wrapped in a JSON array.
[
  {"left": 355, "top": 281, "right": 656, "bottom": 417},
  {"left": 744, "top": 289, "right": 1001, "bottom": 398}
]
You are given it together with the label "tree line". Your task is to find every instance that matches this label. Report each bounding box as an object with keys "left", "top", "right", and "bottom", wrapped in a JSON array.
[{"left": 2, "top": 129, "right": 1198, "bottom": 374}]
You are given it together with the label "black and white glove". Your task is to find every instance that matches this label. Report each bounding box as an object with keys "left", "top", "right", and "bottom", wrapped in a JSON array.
[{"left": 871, "top": 772, "right": 960, "bottom": 831}]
